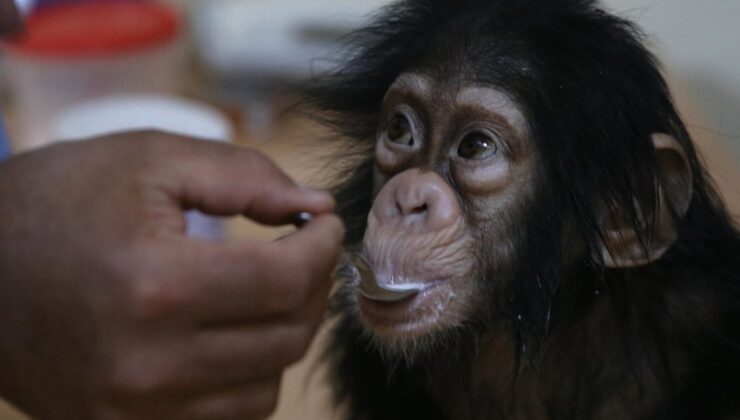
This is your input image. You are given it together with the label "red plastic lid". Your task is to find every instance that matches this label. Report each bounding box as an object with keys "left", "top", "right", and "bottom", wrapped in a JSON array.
[{"left": 6, "top": 1, "right": 180, "bottom": 58}]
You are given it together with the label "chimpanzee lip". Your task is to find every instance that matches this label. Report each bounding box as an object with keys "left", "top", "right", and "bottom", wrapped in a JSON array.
[
  {"left": 356, "top": 279, "right": 452, "bottom": 333},
  {"left": 351, "top": 253, "right": 440, "bottom": 302},
  {"left": 359, "top": 278, "right": 443, "bottom": 303},
  {"left": 358, "top": 273, "right": 439, "bottom": 303},
  {"left": 349, "top": 253, "right": 456, "bottom": 334}
]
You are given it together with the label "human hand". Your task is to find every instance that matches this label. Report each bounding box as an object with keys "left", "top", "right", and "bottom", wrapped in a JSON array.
[{"left": 0, "top": 132, "right": 344, "bottom": 420}]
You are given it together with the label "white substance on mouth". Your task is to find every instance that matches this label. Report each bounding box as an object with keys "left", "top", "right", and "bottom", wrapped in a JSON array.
[
  {"left": 350, "top": 254, "right": 425, "bottom": 302},
  {"left": 380, "top": 281, "right": 427, "bottom": 292}
]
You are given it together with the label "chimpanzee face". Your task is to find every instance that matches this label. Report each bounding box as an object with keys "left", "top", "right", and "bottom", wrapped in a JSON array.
[
  {"left": 347, "top": 72, "right": 539, "bottom": 354},
  {"left": 341, "top": 67, "right": 691, "bottom": 360}
]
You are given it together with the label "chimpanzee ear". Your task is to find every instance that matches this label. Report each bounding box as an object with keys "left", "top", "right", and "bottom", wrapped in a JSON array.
[{"left": 600, "top": 133, "right": 693, "bottom": 268}]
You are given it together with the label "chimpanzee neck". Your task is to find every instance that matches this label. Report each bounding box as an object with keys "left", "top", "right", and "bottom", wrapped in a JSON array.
[
  {"left": 426, "top": 263, "right": 740, "bottom": 420},
  {"left": 427, "top": 278, "right": 690, "bottom": 420}
]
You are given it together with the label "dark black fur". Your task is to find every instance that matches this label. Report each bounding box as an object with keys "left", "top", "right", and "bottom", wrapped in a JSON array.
[{"left": 303, "top": 1, "right": 740, "bottom": 419}]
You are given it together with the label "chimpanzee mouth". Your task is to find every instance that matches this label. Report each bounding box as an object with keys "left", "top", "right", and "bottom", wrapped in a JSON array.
[
  {"left": 357, "top": 278, "right": 451, "bottom": 335},
  {"left": 359, "top": 273, "right": 438, "bottom": 302},
  {"left": 349, "top": 254, "right": 453, "bottom": 334},
  {"left": 351, "top": 254, "right": 425, "bottom": 302}
]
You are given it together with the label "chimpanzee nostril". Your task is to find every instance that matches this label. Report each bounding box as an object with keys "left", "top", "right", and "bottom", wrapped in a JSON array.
[{"left": 410, "top": 204, "right": 428, "bottom": 215}]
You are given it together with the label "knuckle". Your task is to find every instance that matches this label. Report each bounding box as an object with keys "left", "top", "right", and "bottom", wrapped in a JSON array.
[
  {"left": 104, "top": 249, "right": 173, "bottom": 321},
  {"left": 239, "top": 149, "right": 293, "bottom": 185},
  {"left": 114, "top": 246, "right": 197, "bottom": 322},
  {"left": 127, "top": 276, "right": 193, "bottom": 322},
  {"left": 132, "top": 130, "right": 202, "bottom": 164}
]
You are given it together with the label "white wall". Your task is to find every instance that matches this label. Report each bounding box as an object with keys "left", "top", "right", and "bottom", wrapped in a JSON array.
[{"left": 602, "top": 0, "right": 740, "bottom": 211}]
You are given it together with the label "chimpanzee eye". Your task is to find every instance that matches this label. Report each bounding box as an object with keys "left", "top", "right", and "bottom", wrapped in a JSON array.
[
  {"left": 385, "top": 113, "right": 415, "bottom": 146},
  {"left": 457, "top": 131, "right": 499, "bottom": 160}
]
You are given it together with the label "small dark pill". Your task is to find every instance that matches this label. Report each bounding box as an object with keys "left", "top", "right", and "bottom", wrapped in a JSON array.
[{"left": 294, "top": 212, "right": 313, "bottom": 227}]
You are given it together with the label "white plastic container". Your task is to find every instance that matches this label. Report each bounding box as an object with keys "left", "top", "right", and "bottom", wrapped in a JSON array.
[
  {"left": 52, "top": 94, "right": 234, "bottom": 241},
  {"left": 3, "top": 1, "right": 182, "bottom": 151}
]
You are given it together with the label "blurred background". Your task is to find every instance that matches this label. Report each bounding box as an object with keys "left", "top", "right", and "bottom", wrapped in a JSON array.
[{"left": 0, "top": 0, "right": 738, "bottom": 419}]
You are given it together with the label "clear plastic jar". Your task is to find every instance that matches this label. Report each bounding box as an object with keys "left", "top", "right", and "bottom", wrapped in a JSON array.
[{"left": 3, "top": 1, "right": 182, "bottom": 151}]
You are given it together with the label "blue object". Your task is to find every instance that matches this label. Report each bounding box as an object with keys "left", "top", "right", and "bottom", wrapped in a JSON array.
[{"left": 0, "top": 117, "right": 11, "bottom": 162}]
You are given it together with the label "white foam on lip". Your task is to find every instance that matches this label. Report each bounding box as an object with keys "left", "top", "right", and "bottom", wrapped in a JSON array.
[
  {"left": 349, "top": 254, "right": 424, "bottom": 302},
  {"left": 379, "top": 282, "right": 426, "bottom": 292},
  {"left": 373, "top": 272, "right": 432, "bottom": 293}
]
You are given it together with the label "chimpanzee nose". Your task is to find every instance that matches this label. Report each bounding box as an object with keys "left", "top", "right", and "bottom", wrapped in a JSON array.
[{"left": 370, "top": 169, "right": 461, "bottom": 233}]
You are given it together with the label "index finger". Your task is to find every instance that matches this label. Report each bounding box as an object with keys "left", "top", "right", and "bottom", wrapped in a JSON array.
[{"left": 154, "top": 137, "right": 336, "bottom": 226}]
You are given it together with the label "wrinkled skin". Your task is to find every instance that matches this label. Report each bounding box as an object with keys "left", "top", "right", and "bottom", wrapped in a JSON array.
[
  {"left": 352, "top": 73, "right": 538, "bottom": 356},
  {"left": 360, "top": 170, "right": 476, "bottom": 337}
]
